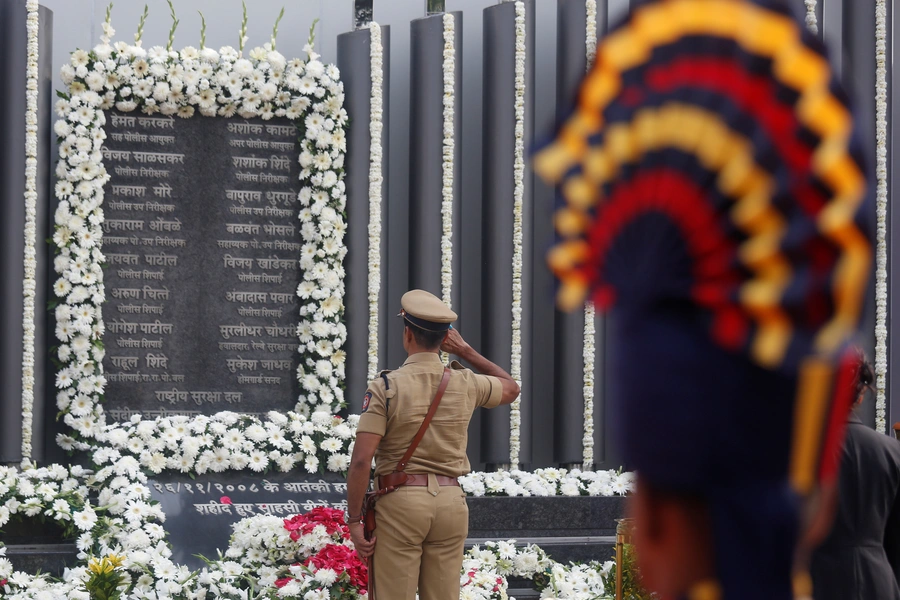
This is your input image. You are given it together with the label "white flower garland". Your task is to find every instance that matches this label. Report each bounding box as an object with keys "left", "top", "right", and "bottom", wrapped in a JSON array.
[
  {"left": 366, "top": 22, "right": 384, "bottom": 381},
  {"left": 875, "top": 0, "right": 888, "bottom": 433},
  {"left": 585, "top": 0, "right": 598, "bottom": 66},
  {"left": 804, "top": 0, "right": 818, "bottom": 35},
  {"left": 509, "top": 0, "right": 526, "bottom": 467},
  {"left": 441, "top": 13, "right": 457, "bottom": 365},
  {"left": 52, "top": 28, "right": 349, "bottom": 450},
  {"left": 20, "top": 0, "right": 40, "bottom": 463},
  {"left": 582, "top": 308, "right": 596, "bottom": 468},
  {"left": 441, "top": 14, "right": 456, "bottom": 312},
  {"left": 581, "top": 0, "right": 598, "bottom": 470},
  {"left": 460, "top": 467, "right": 634, "bottom": 497}
]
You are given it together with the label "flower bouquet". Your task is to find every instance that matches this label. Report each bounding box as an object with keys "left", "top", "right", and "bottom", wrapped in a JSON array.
[
  {"left": 207, "top": 506, "right": 367, "bottom": 598},
  {"left": 459, "top": 564, "right": 508, "bottom": 600},
  {"left": 275, "top": 543, "right": 368, "bottom": 598},
  {"left": 224, "top": 506, "right": 351, "bottom": 568}
]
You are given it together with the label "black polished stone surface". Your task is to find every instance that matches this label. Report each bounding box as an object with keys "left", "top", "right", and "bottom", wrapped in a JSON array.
[
  {"left": 466, "top": 495, "right": 626, "bottom": 537},
  {"left": 99, "top": 111, "right": 302, "bottom": 419},
  {"left": 4, "top": 544, "right": 78, "bottom": 577},
  {"left": 150, "top": 471, "right": 346, "bottom": 568}
]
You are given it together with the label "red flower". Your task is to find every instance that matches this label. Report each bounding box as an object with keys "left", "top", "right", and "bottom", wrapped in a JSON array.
[
  {"left": 303, "top": 544, "right": 369, "bottom": 590},
  {"left": 0, "top": 578, "right": 7, "bottom": 586},
  {"left": 220, "top": 496, "right": 232, "bottom": 505},
  {"left": 283, "top": 507, "right": 350, "bottom": 541},
  {"left": 275, "top": 577, "right": 293, "bottom": 589}
]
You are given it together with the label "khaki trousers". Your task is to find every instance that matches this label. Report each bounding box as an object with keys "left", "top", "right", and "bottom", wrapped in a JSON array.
[{"left": 371, "top": 474, "right": 469, "bottom": 600}]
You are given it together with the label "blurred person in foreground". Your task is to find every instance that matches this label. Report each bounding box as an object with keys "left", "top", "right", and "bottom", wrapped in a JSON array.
[
  {"left": 810, "top": 349, "right": 900, "bottom": 600},
  {"left": 534, "top": 0, "right": 873, "bottom": 598}
]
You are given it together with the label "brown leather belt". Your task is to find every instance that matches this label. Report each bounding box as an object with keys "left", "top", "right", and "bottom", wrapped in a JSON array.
[{"left": 378, "top": 474, "right": 459, "bottom": 488}]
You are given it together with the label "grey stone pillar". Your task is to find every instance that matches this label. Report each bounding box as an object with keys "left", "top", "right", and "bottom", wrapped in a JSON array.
[
  {"left": 608, "top": 0, "right": 630, "bottom": 26},
  {"left": 409, "top": 12, "right": 462, "bottom": 314},
  {"left": 481, "top": 0, "right": 535, "bottom": 467},
  {"left": 843, "top": 0, "right": 878, "bottom": 428},
  {"left": 823, "top": 0, "right": 844, "bottom": 79},
  {"left": 889, "top": 0, "right": 900, "bottom": 428},
  {"left": 0, "top": 1, "right": 52, "bottom": 463},
  {"left": 338, "top": 26, "right": 391, "bottom": 412},
  {"left": 552, "top": 0, "right": 599, "bottom": 466},
  {"left": 34, "top": 5, "right": 53, "bottom": 463}
]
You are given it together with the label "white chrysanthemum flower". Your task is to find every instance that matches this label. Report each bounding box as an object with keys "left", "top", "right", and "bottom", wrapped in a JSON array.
[
  {"left": 70, "top": 49, "right": 90, "bottom": 68},
  {"left": 298, "top": 435, "right": 316, "bottom": 454},
  {"left": 248, "top": 450, "right": 268, "bottom": 472},
  {"left": 244, "top": 424, "right": 267, "bottom": 443},
  {"left": 72, "top": 507, "right": 97, "bottom": 530}
]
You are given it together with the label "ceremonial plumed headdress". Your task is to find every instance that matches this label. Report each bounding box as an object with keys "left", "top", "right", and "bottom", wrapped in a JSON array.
[{"left": 534, "top": 0, "right": 873, "bottom": 598}]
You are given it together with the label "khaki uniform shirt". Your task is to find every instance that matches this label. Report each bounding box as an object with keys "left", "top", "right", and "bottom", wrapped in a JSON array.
[{"left": 356, "top": 352, "right": 503, "bottom": 477}]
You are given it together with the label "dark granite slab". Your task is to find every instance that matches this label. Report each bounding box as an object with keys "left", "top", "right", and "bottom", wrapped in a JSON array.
[
  {"left": 100, "top": 111, "right": 302, "bottom": 420},
  {"left": 4, "top": 544, "right": 78, "bottom": 577},
  {"left": 466, "top": 495, "right": 627, "bottom": 537},
  {"left": 150, "top": 471, "right": 346, "bottom": 568}
]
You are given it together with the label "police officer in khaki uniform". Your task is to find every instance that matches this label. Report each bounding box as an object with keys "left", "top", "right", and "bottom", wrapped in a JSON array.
[{"left": 345, "top": 290, "right": 520, "bottom": 600}]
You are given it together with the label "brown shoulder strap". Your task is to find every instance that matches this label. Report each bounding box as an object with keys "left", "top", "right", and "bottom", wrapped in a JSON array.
[{"left": 395, "top": 367, "right": 451, "bottom": 473}]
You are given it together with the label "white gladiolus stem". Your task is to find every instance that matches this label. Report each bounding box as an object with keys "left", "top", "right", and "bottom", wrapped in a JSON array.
[
  {"left": 875, "top": 0, "right": 888, "bottom": 433},
  {"left": 585, "top": 0, "right": 597, "bottom": 66},
  {"left": 21, "top": 0, "right": 40, "bottom": 463},
  {"left": 805, "top": 0, "right": 818, "bottom": 34},
  {"left": 440, "top": 13, "right": 456, "bottom": 364},
  {"left": 509, "top": 0, "right": 526, "bottom": 467},
  {"left": 366, "top": 23, "right": 384, "bottom": 381}
]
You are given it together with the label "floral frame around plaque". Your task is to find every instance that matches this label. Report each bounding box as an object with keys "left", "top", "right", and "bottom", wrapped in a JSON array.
[{"left": 50, "top": 10, "right": 353, "bottom": 464}]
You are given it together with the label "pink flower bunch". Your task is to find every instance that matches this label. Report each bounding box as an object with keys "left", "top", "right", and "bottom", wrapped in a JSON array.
[
  {"left": 273, "top": 543, "right": 368, "bottom": 598},
  {"left": 304, "top": 544, "right": 368, "bottom": 590},
  {"left": 282, "top": 506, "right": 349, "bottom": 542}
]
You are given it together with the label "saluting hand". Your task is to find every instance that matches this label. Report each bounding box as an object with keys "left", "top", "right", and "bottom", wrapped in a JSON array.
[
  {"left": 441, "top": 328, "right": 471, "bottom": 357},
  {"left": 350, "top": 523, "right": 375, "bottom": 558}
]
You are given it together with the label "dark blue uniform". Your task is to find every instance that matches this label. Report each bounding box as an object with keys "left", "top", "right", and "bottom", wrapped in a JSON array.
[{"left": 811, "top": 413, "right": 900, "bottom": 600}]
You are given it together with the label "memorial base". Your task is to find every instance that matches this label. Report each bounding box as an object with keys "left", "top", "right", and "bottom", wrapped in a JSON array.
[
  {"left": 4, "top": 544, "right": 78, "bottom": 578},
  {"left": 3, "top": 490, "right": 626, "bottom": 599},
  {"left": 466, "top": 496, "right": 625, "bottom": 598}
]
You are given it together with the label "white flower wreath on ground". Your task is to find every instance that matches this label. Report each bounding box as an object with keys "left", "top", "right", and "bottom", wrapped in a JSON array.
[
  {"left": 72, "top": 411, "right": 358, "bottom": 477},
  {"left": 0, "top": 464, "right": 168, "bottom": 598},
  {"left": 0, "top": 468, "right": 619, "bottom": 599}
]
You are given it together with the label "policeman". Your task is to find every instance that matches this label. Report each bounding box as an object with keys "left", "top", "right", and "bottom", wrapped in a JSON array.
[{"left": 345, "top": 289, "right": 520, "bottom": 600}]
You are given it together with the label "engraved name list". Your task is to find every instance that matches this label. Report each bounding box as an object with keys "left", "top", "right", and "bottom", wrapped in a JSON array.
[{"left": 101, "top": 111, "right": 302, "bottom": 419}]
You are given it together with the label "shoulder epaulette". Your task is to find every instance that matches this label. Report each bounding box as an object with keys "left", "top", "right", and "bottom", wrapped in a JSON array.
[
  {"left": 378, "top": 369, "right": 392, "bottom": 390},
  {"left": 377, "top": 369, "right": 395, "bottom": 412}
]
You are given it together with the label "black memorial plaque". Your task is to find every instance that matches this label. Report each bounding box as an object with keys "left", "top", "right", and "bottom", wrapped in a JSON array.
[
  {"left": 150, "top": 472, "right": 347, "bottom": 568},
  {"left": 100, "top": 111, "right": 302, "bottom": 418}
]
